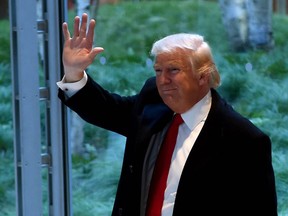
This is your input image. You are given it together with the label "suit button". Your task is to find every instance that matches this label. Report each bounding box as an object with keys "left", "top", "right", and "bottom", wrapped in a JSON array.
[
  {"left": 129, "top": 165, "right": 133, "bottom": 173},
  {"left": 118, "top": 207, "right": 123, "bottom": 215}
]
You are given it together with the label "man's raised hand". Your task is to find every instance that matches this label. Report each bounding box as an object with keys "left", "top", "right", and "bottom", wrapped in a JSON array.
[{"left": 62, "top": 13, "right": 104, "bottom": 82}]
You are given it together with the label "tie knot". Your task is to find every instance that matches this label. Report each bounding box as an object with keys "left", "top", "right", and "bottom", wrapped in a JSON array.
[{"left": 173, "top": 113, "right": 184, "bottom": 126}]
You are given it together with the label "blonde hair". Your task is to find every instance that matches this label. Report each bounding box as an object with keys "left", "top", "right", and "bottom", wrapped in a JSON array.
[{"left": 150, "top": 33, "right": 221, "bottom": 88}]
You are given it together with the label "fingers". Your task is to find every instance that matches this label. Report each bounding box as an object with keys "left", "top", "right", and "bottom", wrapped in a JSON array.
[
  {"left": 79, "top": 13, "right": 88, "bottom": 38},
  {"left": 62, "top": 22, "right": 70, "bottom": 41},
  {"left": 86, "top": 19, "right": 96, "bottom": 44},
  {"left": 66, "top": 13, "right": 93, "bottom": 40},
  {"left": 73, "top": 16, "right": 80, "bottom": 37},
  {"left": 62, "top": 13, "right": 103, "bottom": 56}
]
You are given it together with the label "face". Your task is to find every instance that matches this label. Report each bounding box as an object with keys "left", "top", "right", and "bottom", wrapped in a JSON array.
[{"left": 154, "top": 49, "right": 209, "bottom": 113}]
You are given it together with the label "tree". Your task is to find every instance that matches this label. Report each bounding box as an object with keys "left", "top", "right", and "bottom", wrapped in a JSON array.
[{"left": 219, "top": 0, "right": 274, "bottom": 51}]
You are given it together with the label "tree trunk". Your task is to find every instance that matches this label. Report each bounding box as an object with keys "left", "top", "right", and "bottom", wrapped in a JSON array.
[
  {"left": 219, "top": 0, "right": 274, "bottom": 51},
  {"left": 219, "top": 0, "right": 248, "bottom": 51},
  {"left": 246, "top": 0, "right": 274, "bottom": 49}
]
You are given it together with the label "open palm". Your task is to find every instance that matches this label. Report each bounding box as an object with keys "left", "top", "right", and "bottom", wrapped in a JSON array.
[{"left": 62, "top": 13, "right": 104, "bottom": 82}]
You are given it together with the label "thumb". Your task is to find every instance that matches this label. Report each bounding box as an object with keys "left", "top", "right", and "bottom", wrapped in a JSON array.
[{"left": 89, "top": 47, "right": 104, "bottom": 60}]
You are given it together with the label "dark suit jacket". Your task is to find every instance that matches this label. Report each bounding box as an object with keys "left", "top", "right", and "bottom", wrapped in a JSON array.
[{"left": 58, "top": 75, "right": 277, "bottom": 216}]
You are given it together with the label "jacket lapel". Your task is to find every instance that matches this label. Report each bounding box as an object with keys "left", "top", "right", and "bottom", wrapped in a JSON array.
[{"left": 177, "top": 89, "right": 225, "bottom": 190}]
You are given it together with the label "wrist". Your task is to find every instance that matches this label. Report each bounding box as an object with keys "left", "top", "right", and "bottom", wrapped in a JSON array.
[{"left": 64, "top": 71, "right": 84, "bottom": 83}]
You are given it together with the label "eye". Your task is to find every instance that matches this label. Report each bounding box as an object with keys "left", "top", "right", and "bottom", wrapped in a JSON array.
[
  {"left": 154, "top": 68, "right": 162, "bottom": 76},
  {"left": 169, "top": 68, "right": 180, "bottom": 74}
]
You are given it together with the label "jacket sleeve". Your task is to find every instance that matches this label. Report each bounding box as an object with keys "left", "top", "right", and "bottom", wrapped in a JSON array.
[{"left": 58, "top": 74, "right": 137, "bottom": 136}]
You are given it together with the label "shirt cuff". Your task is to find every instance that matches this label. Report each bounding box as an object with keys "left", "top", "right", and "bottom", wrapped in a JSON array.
[{"left": 56, "top": 72, "right": 88, "bottom": 98}]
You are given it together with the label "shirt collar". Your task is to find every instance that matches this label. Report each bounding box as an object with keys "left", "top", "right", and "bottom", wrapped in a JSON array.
[{"left": 181, "top": 90, "right": 212, "bottom": 131}]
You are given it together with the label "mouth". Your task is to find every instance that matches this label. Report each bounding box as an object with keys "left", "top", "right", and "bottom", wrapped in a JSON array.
[{"left": 161, "top": 87, "right": 177, "bottom": 94}]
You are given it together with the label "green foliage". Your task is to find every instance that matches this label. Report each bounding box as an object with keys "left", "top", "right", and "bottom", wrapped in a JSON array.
[
  {"left": 71, "top": 134, "right": 124, "bottom": 216},
  {"left": 273, "top": 14, "right": 288, "bottom": 47},
  {"left": 0, "top": 152, "right": 15, "bottom": 216},
  {"left": 0, "top": 19, "right": 13, "bottom": 152},
  {"left": 0, "top": 19, "right": 10, "bottom": 64},
  {"left": 1, "top": 1, "right": 288, "bottom": 215},
  {"left": 0, "top": 63, "right": 13, "bottom": 151},
  {"left": 94, "top": 1, "right": 227, "bottom": 63}
]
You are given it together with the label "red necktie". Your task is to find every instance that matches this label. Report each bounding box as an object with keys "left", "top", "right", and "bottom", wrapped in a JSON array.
[{"left": 146, "top": 114, "right": 184, "bottom": 216}]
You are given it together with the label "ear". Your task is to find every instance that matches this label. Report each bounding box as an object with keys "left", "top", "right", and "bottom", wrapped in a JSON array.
[{"left": 199, "top": 72, "right": 209, "bottom": 86}]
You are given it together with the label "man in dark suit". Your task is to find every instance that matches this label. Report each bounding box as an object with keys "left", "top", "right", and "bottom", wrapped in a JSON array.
[{"left": 58, "top": 13, "right": 277, "bottom": 215}]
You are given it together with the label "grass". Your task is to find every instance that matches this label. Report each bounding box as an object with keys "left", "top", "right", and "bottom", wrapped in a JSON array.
[{"left": 1, "top": 1, "right": 288, "bottom": 215}]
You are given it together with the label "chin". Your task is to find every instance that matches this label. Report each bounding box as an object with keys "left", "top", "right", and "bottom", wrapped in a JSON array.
[{"left": 164, "top": 102, "right": 179, "bottom": 112}]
